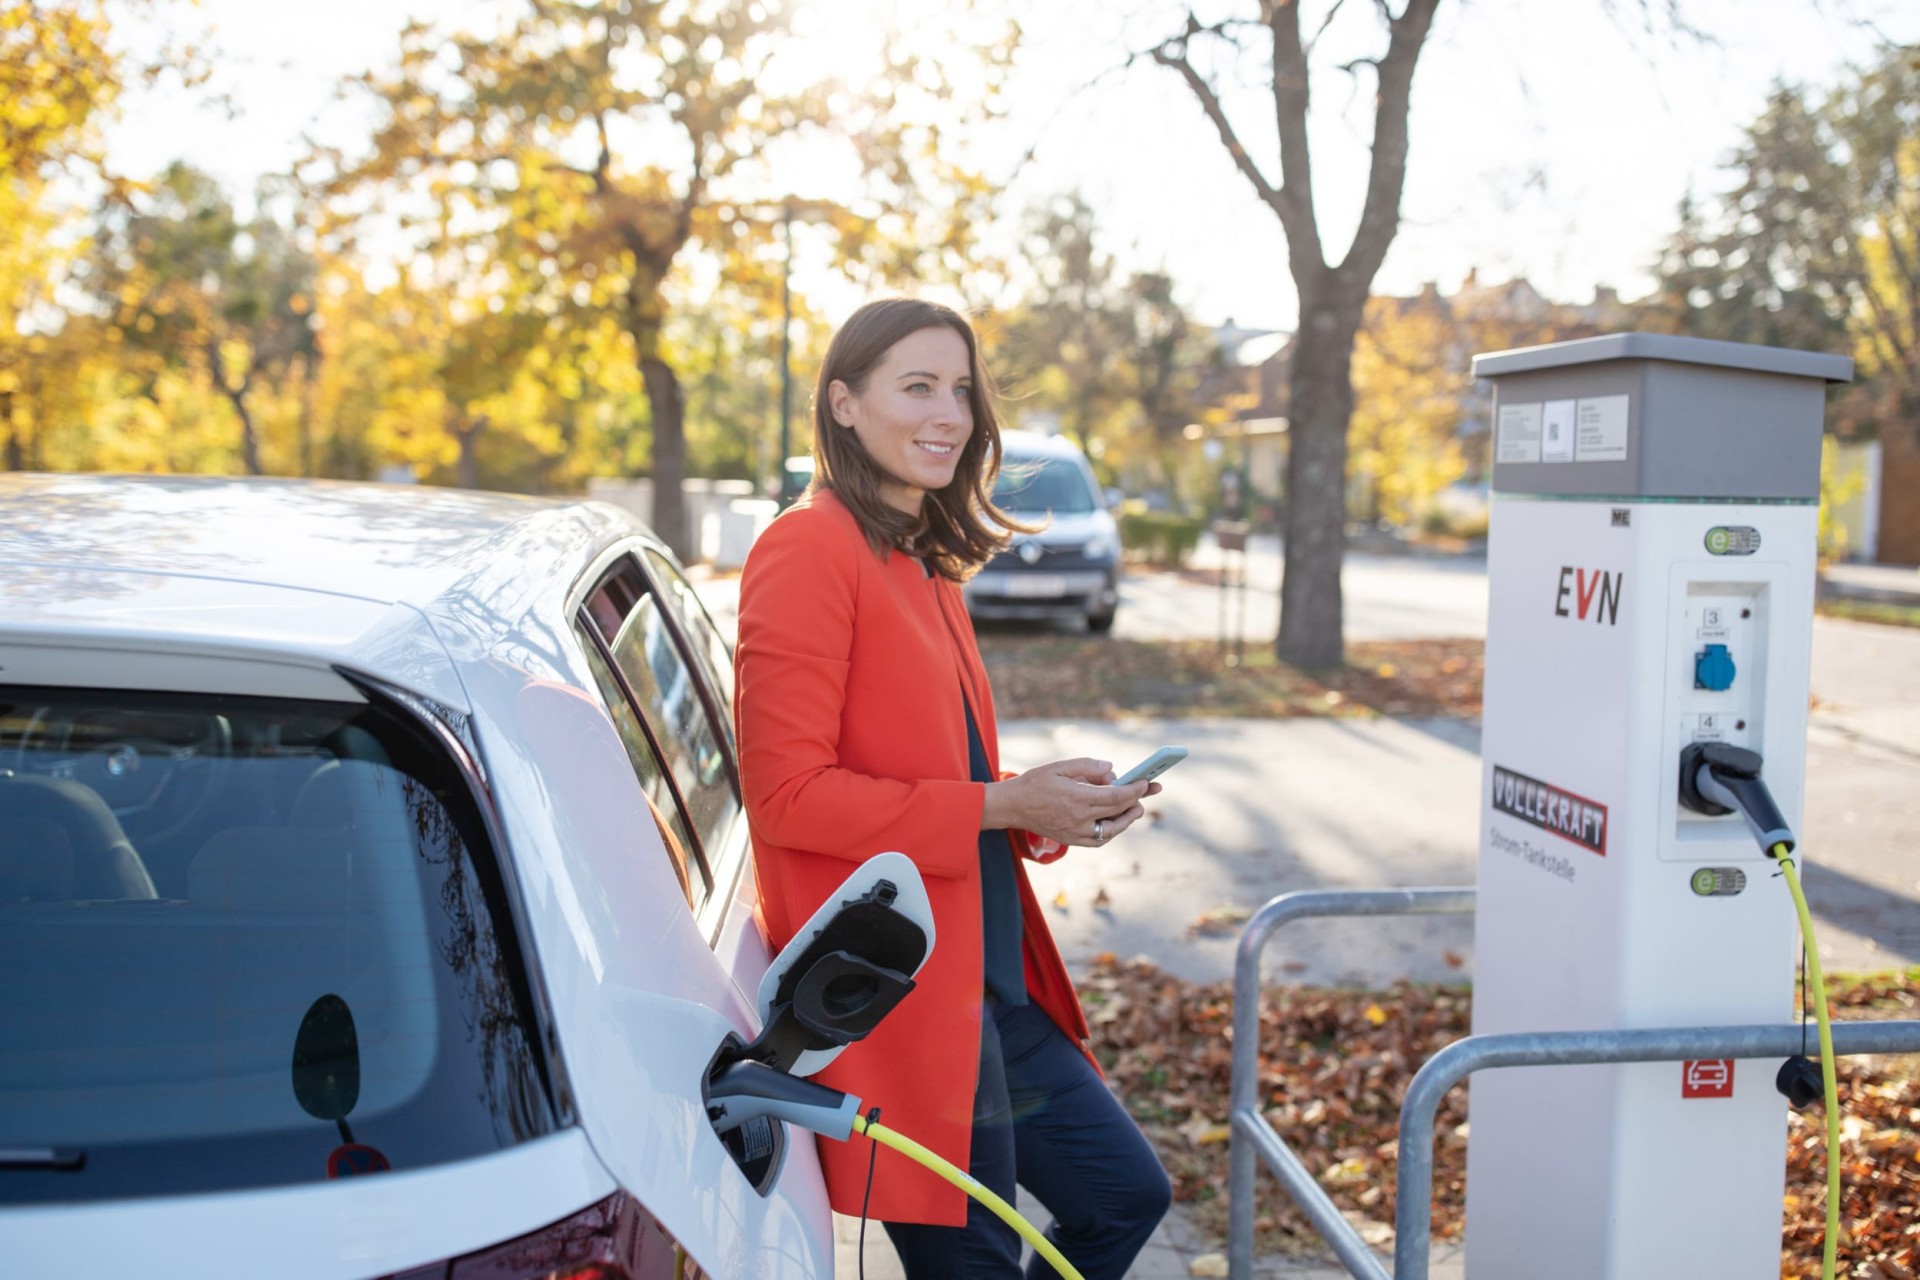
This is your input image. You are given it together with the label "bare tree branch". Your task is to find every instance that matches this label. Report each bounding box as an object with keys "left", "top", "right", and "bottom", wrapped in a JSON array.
[
  {"left": 1266, "top": 0, "right": 1327, "bottom": 278},
  {"left": 1149, "top": 40, "right": 1285, "bottom": 225},
  {"left": 1339, "top": 0, "right": 1439, "bottom": 289}
]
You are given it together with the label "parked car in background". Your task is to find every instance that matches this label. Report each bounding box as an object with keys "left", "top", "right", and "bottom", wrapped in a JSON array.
[
  {"left": 0, "top": 474, "right": 835, "bottom": 1279},
  {"left": 965, "top": 431, "right": 1122, "bottom": 632}
]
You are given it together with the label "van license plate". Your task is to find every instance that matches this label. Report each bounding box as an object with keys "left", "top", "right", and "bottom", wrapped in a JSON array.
[{"left": 1004, "top": 575, "right": 1068, "bottom": 598}]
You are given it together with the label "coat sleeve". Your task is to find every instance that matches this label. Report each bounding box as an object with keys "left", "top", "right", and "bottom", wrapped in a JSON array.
[{"left": 735, "top": 511, "right": 982, "bottom": 880}]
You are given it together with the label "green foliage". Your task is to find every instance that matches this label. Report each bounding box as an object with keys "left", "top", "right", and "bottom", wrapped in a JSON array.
[
  {"left": 88, "top": 163, "right": 319, "bottom": 474},
  {"left": 1649, "top": 45, "right": 1919, "bottom": 442},
  {"left": 313, "top": 0, "right": 1017, "bottom": 553},
  {"left": 997, "top": 192, "right": 1228, "bottom": 496},
  {"left": 1117, "top": 509, "right": 1204, "bottom": 567}
]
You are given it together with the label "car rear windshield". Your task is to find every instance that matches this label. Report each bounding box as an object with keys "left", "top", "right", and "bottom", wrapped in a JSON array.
[
  {"left": 993, "top": 456, "right": 1096, "bottom": 515},
  {"left": 0, "top": 685, "right": 558, "bottom": 1204}
]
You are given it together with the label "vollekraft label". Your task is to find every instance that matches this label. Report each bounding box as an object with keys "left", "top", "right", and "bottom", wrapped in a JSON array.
[{"left": 1492, "top": 765, "right": 1608, "bottom": 856}]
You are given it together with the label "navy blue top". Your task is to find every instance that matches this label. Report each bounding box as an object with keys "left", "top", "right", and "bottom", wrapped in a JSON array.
[{"left": 963, "top": 687, "right": 1027, "bottom": 1005}]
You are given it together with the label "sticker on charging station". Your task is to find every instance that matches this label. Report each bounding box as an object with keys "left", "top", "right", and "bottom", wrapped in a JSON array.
[
  {"left": 1683, "top": 1059, "right": 1735, "bottom": 1099},
  {"left": 1705, "top": 526, "right": 1762, "bottom": 556},
  {"left": 1496, "top": 403, "right": 1543, "bottom": 463},
  {"left": 1574, "top": 395, "right": 1629, "bottom": 461},
  {"left": 1491, "top": 766, "right": 1608, "bottom": 855},
  {"left": 1540, "top": 400, "right": 1576, "bottom": 463}
]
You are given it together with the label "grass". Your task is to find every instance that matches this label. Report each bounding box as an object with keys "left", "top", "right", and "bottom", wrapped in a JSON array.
[{"left": 1817, "top": 597, "right": 1920, "bottom": 629}]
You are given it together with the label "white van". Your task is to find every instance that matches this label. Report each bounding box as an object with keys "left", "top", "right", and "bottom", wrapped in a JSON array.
[{"left": 965, "top": 431, "right": 1122, "bottom": 632}]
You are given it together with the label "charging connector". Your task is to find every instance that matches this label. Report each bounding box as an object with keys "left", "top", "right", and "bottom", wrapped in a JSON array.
[
  {"left": 1675, "top": 743, "right": 1839, "bottom": 1280},
  {"left": 1678, "top": 742, "right": 1795, "bottom": 853}
]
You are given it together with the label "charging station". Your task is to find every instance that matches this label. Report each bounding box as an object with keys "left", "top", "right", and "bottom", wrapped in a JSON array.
[{"left": 1463, "top": 334, "right": 1853, "bottom": 1279}]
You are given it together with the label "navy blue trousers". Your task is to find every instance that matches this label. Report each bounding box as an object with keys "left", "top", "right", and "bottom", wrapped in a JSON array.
[{"left": 881, "top": 998, "right": 1171, "bottom": 1280}]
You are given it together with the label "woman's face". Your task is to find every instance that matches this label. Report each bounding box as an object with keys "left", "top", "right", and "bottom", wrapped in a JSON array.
[{"left": 829, "top": 325, "right": 974, "bottom": 515}]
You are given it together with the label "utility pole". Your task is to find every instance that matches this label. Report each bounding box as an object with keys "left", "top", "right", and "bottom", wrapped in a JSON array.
[{"left": 777, "top": 202, "right": 797, "bottom": 506}]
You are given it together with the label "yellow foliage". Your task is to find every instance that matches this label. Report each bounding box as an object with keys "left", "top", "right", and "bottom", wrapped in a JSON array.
[{"left": 1348, "top": 295, "right": 1468, "bottom": 527}]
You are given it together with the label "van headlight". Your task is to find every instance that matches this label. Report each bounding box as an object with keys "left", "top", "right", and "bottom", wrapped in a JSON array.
[{"left": 1082, "top": 532, "right": 1116, "bottom": 562}]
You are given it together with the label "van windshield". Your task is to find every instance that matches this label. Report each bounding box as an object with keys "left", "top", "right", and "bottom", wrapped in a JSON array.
[
  {"left": 0, "top": 686, "right": 556, "bottom": 1203},
  {"left": 992, "top": 457, "right": 1096, "bottom": 515}
]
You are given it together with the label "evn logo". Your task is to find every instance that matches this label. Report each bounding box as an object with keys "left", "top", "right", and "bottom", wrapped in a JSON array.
[{"left": 1554, "top": 567, "right": 1622, "bottom": 625}]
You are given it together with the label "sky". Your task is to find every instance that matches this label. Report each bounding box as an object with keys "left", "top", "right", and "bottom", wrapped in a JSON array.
[{"left": 103, "top": 0, "right": 1916, "bottom": 335}]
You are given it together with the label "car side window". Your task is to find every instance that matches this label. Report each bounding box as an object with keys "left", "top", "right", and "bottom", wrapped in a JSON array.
[
  {"left": 641, "top": 548, "right": 735, "bottom": 719},
  {"left": 576, "top": 553, "right": 742, "bottom": 916},
  {"left": 575, "top": 636, "right": 708, "bottom": 912}
]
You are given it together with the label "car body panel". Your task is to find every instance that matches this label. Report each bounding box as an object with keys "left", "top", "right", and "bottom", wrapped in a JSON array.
[
  {"left": 0, "top": 475, "right": 833, "bottom": 1279},
  {"left": 1, "top": 1129, "right": 617, "bottom": 1280}
]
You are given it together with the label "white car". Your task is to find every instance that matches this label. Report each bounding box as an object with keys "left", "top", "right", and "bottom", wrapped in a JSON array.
[
  {"left": 0, "top": 473, "right": 842, "bottom": 1279},
  {"left": 963, "top": 431, "right": 1122, "bottom": 632}
]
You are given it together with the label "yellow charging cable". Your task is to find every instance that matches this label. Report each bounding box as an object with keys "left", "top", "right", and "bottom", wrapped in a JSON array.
[
  {"left": 1774, "top": 843, "right": 1840, "bottom": 1280},
  {"left": 850, "top": 1113, "right": 1086, "bottom": 1280}
]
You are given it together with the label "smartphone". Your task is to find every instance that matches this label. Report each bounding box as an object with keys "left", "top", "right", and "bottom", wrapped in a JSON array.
[{"left": 1115, "top": 745, "right": 1188, "bottom": 787}]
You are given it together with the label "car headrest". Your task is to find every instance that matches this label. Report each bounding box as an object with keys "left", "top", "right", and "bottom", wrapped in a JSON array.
[{"left": 0, "top": 775, "right": 156, "bottom": 901}]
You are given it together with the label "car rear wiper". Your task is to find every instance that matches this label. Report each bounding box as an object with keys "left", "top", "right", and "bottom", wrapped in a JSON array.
[{"left": 0, "top": 1148, "right": 85, "bottom": 1171}]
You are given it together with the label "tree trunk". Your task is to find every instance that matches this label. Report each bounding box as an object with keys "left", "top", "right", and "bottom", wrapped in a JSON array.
[
  {"left": 454, "top": 414, "right": 486, "bottom": 490},
  {"left": 209, "top": 341, "right": 264, "bottom": 475},
  {"left": 1, "top": 390, "right": 20, "bottom": 471},
  {"left": 1278, "top": 299, "right": 1362, "bottom": 671},
  {"left": 641, "top": 353, "right": 691, "bottom": 561},
  {"left": 229, "top": 391, "right": 264, "bottom": 476}
]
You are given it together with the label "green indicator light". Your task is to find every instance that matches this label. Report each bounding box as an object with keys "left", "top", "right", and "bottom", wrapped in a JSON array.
[{"left": 1691, "top": 869, "right": 1716, "bottom": 896}]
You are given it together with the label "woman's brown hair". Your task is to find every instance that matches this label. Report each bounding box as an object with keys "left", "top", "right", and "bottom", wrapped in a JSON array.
[{"left": 808, "top": 298, "right": 1034, "bottom": 581}]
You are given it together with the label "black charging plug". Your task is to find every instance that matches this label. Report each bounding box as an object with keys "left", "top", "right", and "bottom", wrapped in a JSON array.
[
  {"left": 1678, "top": 742, "right": 1797, "bottom": 856},
  {"left": 1776, "top": 1055, "right": 1823, "bottom": 1110}
]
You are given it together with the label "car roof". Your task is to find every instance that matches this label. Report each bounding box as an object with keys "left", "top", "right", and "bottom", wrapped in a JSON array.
[
  {"left": 998, "top": 429, "right": 1089, "bottom": 461},
  {"left": 0, "top": 473, "right": 639, "bottom": 698}
]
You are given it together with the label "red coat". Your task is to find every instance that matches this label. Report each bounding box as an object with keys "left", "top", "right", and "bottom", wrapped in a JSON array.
[{"left": 734, "top": 490, "right": 1092, "bottom": 1226}]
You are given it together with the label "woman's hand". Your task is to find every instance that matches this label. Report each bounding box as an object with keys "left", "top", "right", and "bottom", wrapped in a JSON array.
[{"left": 982, "top": 758, "right": 1162, "bottom": 848}]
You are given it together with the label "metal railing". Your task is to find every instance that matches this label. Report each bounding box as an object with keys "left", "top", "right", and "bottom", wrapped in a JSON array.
[
  {"left": 1226, "top": 886, "right": 1920, "bottom": 1280},
  {"left": 1229, "top": 888, "right": 1477, "bottom": 1280},
  {"left": 1389, "top": 1018, "right": 1920, "bottom": 1280}
]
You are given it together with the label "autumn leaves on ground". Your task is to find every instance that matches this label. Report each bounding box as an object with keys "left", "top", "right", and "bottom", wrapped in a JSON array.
[
  {"left": 978, "top": 633, "right": 1484, "bottom": 721},
  {"left": 1077, "top": 956, "right": 1920, "bottom": 1278},
  {"left": 988, "top": 633, "right": 1920, "bottom": 1276}
]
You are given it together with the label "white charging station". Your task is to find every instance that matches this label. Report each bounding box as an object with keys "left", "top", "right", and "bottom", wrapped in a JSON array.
[{"left": 1463, "top": 334, "right": 1853, "bottom": 1279}]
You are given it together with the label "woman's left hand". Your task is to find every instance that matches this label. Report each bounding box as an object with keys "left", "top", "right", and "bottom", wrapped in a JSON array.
[{"left": 984, "top": 758, "right": 1161, "bottom": 848}]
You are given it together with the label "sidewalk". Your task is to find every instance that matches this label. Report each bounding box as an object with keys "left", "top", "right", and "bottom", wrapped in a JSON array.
[
  {"left": 1821, "top": 560, "right": 1920, "bottom": 605},
  {"left": 832, "top": 1200, "right": 1467, "bottom": 1279}
]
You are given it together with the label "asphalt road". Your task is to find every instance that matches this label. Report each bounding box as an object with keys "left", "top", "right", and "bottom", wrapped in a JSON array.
[{"left": 694, "top": 537, "right": 1920, "bottom": 981}]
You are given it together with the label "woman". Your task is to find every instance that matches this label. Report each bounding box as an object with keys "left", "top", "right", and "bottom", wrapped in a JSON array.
[{"left": 734, "top": 298, "right": 1172, "bottom": 1278}]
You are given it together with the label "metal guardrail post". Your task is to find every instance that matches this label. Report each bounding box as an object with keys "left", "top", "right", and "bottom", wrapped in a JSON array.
[
  {"left": 1390, "top": 1019, "right": 1920, "bottom": 1280},
  {"left": 1228, "top": 888, "right": 1476, "bottom": 1280}
]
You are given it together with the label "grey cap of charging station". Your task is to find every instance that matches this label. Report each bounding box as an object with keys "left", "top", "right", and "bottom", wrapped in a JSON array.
[{"left": 1472, "top": 333, "right": 1853, "bottom": 501}]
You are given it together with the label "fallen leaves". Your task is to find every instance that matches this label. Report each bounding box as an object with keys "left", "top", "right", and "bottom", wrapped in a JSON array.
[
  {"left": 1187, "top": 905, "right": 1253, "bottom": 938},
  {"left": 1077, "top": 956, "right": 1920, "bottom": 1272},
  {"left": 978, "top": 635, "right": 1485, "bottom": 720}
]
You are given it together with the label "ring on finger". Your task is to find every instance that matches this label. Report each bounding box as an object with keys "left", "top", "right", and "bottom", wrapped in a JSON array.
[{"left": 1093, "top": 818, "right": 1106, "bottom": 843}]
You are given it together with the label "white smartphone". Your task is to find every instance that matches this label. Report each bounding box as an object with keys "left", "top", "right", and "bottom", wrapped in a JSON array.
[{"left": 1115, "top": 745, "right": 1188, "bottom": 787}]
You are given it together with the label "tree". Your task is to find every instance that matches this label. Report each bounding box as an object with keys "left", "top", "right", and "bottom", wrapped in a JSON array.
[
  {"left": 1649, "top": 46, "right": 1919, "bottom": 441},
  {"left": 322, "top": 1, "right": 1011, "bottom": 557},
  {"left": 1348, "top": 291, "right": 1466, "bottom": 529},
  {"left": 1, "top": 0, "right": 203, "bottom": 470},
  {"left": 1147, "top": 3, "right": 1699, "bottom": 667},
  {"left": 1000, "top": 194, "right": 1223, "bottom": 486},
  {"left": 90, "top": 164, "right": 318, "bottom": 474},
  {"left": 1149, "top": 1, "right": 1441, "bottom": 669}
]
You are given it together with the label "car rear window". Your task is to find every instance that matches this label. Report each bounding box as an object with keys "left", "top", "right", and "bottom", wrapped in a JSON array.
[
  {"left": 993, "top": 456, "right": 1097, "bottom": 515},
  {"left": 0, "top": 685, "right": 557, "bottom": 1204}
]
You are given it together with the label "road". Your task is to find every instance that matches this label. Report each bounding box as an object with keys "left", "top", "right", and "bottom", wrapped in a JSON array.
[
  {"left": 1118, "top": 532, "right": 1489, "bottom": 643},
  {"left": 694, "top": 535, "right": 1920, "bottom": 980}
]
